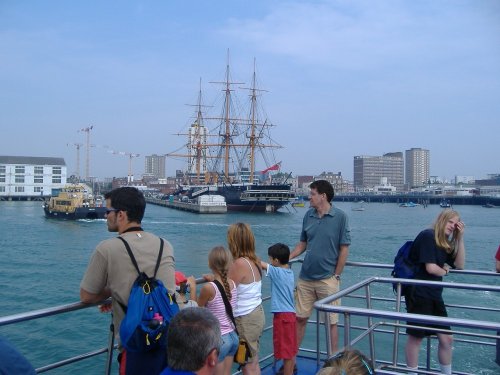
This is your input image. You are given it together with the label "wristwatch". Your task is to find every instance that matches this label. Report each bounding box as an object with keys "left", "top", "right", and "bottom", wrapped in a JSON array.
[{"left": 334, "top": 274, "right": 341, "bottom": 281}]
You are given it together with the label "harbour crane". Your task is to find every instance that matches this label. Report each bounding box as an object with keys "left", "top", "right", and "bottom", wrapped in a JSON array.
[
  {"left": 78, "top": 125, "right": 94, "bottom": 181},
  {"left": 108, "top": 149, "right": 140, "bottom": 183},
  {"left": 67, "top": 143, "right": 83, "bottom": 180}
]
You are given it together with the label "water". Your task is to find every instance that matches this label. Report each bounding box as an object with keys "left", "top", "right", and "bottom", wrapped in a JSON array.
[{"left": 0, "top": 201, "right": 499, "bottom": 374}]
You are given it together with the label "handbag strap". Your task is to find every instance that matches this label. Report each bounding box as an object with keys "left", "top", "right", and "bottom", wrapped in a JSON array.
[{"left": 212, "top": 280, "right": 238, "bottom": 334}]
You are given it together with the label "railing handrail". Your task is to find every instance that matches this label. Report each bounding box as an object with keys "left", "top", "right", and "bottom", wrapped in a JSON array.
[
  {"left": 314, "top": 276, "right": 500, "bottom": 332},
  {"left": 1, "top": 264, "right": 499, "bottom": 374}
]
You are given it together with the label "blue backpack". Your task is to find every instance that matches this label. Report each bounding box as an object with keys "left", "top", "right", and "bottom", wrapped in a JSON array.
[
  {"left": 391, "top": 240, "right": 418, "bottom": 294},
  {"left": 117, "top": 237, "right": 179, "bottom": 353}
]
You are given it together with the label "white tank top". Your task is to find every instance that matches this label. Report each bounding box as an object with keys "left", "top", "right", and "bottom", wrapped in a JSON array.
[{"left": 234, "top": 257, "right": 262, "bottom": 317}]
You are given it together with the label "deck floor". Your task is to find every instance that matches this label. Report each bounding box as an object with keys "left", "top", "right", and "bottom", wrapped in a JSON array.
[{"left": 261, "top": 356, "right": 323, "bottom": 375}]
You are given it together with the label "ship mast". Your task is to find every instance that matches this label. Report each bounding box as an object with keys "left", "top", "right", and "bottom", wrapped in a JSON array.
[
  {"left": 218, "top": 52, "right": 246, "bottom": 182},
  {"left": 248, "top": 59, "right": 257, "bottom": 183}
]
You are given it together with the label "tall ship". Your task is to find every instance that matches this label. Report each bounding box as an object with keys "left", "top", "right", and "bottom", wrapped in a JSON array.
[
  {"left": 43, "top": 183, "right": 107, "bottom": 220},
  {"left": 168, "top": 56, "right": 295, "bottom": 212}
]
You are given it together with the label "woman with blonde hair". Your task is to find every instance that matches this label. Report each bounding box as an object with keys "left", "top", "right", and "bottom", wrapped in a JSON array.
[
  {"left": 317, "top": 349, "right": 373, "bottom": 375},
  {"left": 227, "top": 223, "right": 264, "bottom": 375},
  {"left": 405, "top": 209, "right": 466, "bottom": 375},
  {"left": 197, "top": 246, "right": 238, "bottom": 375}
]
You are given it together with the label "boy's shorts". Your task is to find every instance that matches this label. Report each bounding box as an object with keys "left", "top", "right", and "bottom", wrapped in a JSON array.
[
  {"left": 273, "top": 312, "right": 297, "bottom": 360},
  {"left": 295, "top": 275, "right": 340, "bottom": 324}
]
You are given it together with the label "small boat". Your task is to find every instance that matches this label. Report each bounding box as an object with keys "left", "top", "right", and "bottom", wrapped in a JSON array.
[
  {"left": 482, "top": 203, "right": 499, "bottom": 208},
  {"left": 399, "top": 201, "right": 420, "bottom": 207},
  {"left": 351, "top": 201, "right": 365, "bottom": 211},
  {"left": 439, "top": 199, "right": 452, "bottom": 208},
  {"left": 291, "top": 198, "right": 306, "bottom": 207},
  {"left": 43, "top": 183, "right": 107, "bottom": 220}
]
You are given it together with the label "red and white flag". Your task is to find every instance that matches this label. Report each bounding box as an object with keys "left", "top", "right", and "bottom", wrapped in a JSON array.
[{"left": 261, "top": 162, "right": 281, "bottom": 174}]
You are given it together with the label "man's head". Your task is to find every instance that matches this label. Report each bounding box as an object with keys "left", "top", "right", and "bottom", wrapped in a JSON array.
[
  {"left": 167, "top": 307, "right": 221, "bottom": 375},
  {"left": 104, "top": 187, "right": 145, "bottom": 232},
  {"left": 309, "top": 180, "right": 334, "bottom": 203},
  {"left": 268, "top": 243, "right": 290, "bottom": 266}
]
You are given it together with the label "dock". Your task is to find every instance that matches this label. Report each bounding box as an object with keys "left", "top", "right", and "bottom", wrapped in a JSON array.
[{"left": 146, "top": 195, "right": 227, "bottom": 214}]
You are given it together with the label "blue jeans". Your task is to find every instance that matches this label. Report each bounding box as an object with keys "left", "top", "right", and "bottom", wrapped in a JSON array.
[{"left": 218, "top": 331, "right": 239, "bottom": 361}]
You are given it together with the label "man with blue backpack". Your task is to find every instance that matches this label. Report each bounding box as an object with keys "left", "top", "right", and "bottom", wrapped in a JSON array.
[{"left": 80, "top": 187, "right": 178, "bottom": 375}]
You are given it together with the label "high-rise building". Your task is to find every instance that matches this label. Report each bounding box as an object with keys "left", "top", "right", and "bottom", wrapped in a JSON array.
[
  {"left": 144, "top": 154, "right": 166, "bottom": 179},
  {"left": 353, "top": 152, "right": 404, "bottom": 191},
  {"left": 405, "top": 148, "right": 430, "bottom": 188}
]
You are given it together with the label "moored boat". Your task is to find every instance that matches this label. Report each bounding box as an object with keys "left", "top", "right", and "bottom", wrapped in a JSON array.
[
  {"left": 42, "top": 183, "right": 107, "bottom": 220},
  {"left": 292, "top": 198, "right": 306, "bottom": 207},
  {"left": 440, "top": 199, "right": 452, "bottom": 208},
  {"left": 399, "top": 202, "right": 419, "bottom": 207},
  {"left": 167, "top": 55, "right": 295, "bottom": 213}
]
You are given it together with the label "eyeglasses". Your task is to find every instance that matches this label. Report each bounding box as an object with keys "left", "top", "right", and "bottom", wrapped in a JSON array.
[
  {"left": 105, "top": 208, "right": 120, "bottom": 215},
  {"left": 325, "top": 351, "right": 373, "bottom": 375}
]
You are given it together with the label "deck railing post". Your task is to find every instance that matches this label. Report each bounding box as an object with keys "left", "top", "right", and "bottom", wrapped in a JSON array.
[
  {"left": 104, "top": 316, "right": 115, "bottom": 375},
  {"left": 392, "top": 282, "right": 403, "bottom": 366},
  {"left": 365, "top": 284, "right": 376, "bottom": 370},
  {"left": 496, "top": 330, "right": 500, "bottom": 366},
  {"left": 425, "top": 336, "right": 431, "bottom": 371},
  {"left": 316, "top": 309, "right": 321, "bottom": 368}
]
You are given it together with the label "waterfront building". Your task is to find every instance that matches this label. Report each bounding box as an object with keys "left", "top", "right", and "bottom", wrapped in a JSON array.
[
  {"left": 373, "top": 177, "right": 397, "bottom": 194},
  {"left": 144, "top": 154, "right": 166, "bottom": 179},
  {"left": 353, "top": 152, "right": 404, "bottom": 191},
  {"left": 455, "top": 175, "right": 475, "bottom": 184},
  {"left": 316, "top": 171, "right": 349, "bottom": 193},
  {"left": 405, "top": 148, "right": 430, "bottom": 189},
  {"left": 0, "top": 156, "right": 67, "bottom": 199}
]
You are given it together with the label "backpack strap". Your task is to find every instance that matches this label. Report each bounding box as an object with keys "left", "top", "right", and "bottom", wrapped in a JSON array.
[
  {"left": 212, "top": 280, "right": 238, "bottom": 334},
  {"left": 116, "top": 236, "right": 165, "bottom": 313},
  {"left": 117, "top": 237, "right": 164, "bottom": 278}
]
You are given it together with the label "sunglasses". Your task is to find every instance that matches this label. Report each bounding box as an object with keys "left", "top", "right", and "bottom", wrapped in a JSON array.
[{"left": 105, "top": 208, "right": 120, "bottom": 215}]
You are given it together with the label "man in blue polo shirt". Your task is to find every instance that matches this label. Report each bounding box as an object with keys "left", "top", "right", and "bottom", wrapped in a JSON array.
[{"left": 290, "top": 180, "right": 351, "bottom": 355}]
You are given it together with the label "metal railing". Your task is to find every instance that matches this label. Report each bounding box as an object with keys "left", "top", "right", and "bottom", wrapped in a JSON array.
[
  {"left": 1, "top": 263, "right": 498, "bottom": 374},
  {"left": 313, "top": 270, "right": 500, "bottom": 374}
]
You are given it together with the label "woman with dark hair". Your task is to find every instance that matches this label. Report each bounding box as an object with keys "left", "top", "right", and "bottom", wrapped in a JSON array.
[
  {"left": 227, "top": 223, "right": 264, "bottom": 375},
  {"left": 405, "top": 209, "right": 466, "bottom": 375}
]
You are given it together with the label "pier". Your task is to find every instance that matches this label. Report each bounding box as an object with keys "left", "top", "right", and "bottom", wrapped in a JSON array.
[
  {"left": 146, "top": 196, "right": 227, "bottom": 214},
  {"left": 333, "top": 194, "right": 500, "bottom": 207}
]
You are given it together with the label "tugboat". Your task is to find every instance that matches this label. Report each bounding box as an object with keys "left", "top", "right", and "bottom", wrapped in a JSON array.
[{"left": 43, "top": 183, "right": 107, "bottom": 220}]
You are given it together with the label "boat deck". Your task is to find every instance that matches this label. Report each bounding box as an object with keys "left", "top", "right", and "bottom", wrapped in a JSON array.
[{"left": 1, "top": 261, "right": 498, "bottom": 374}]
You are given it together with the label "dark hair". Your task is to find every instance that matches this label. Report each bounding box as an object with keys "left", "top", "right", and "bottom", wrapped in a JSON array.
[
  {"left": 104, "top": 187, "right": 145, "bottom": 223},
  {"left": 167, "top": 307, "right": 221, "bottom": 372},
  {"left": 310, "top": 180, "right": 334, "bottom": 202},
  {"left": 268, "top": 243, "right": 290, "bottom": 265}
]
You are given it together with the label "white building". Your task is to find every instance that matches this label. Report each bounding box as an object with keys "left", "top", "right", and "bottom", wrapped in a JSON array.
[
  {"left": 405, "top": 148, "right": 430, "bottom": 188},
  {"left": 0, "top": 156, "right": 67, "bottom": 199}
]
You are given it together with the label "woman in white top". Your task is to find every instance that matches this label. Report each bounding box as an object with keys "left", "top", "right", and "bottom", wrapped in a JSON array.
[
  {"left": 197, "top": 246, "right": 238, "bottom": 375},
  {"left": 227, "top": 223, "right": 264, "bottom": 375}
]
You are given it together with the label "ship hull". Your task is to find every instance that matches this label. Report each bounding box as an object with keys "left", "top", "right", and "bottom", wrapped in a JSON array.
[
  {"left": 43, "top": 206, "right": 107, "bottom": 220},
  {"left": 185, "top": 183, "right": 295, "bottom": 213}
]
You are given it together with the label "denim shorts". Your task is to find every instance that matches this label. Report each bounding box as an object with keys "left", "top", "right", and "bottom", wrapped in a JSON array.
[{"left": 218, "top": 331, "right": 239, "bottom": 361}]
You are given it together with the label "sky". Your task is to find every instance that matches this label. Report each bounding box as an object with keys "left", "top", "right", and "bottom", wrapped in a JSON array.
[{"left": 1, "top": 0, "right": 499, "bottom": 181}]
